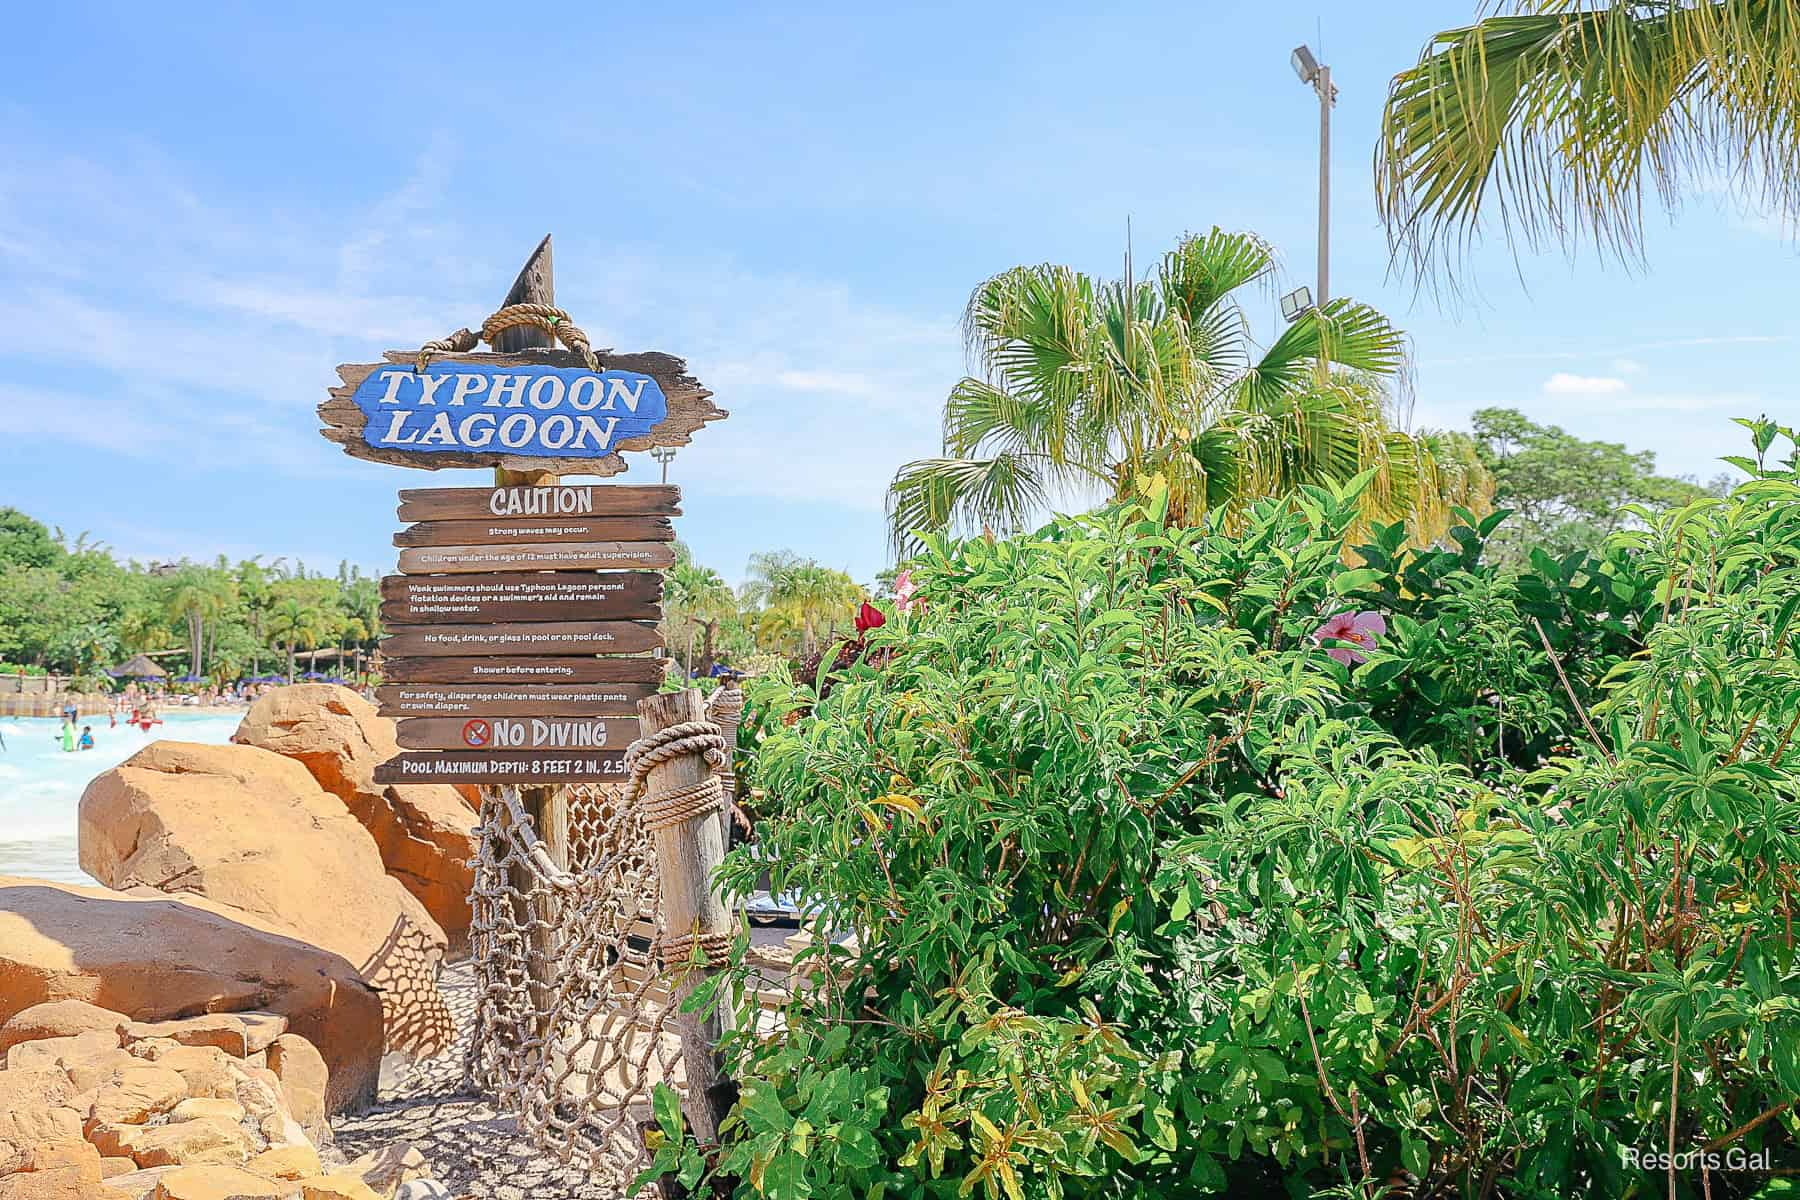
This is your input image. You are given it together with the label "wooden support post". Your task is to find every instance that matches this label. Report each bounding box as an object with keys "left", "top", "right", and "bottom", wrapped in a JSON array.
[
  {"left": 638, "top": 687, "right": 736, "bottom": 1151},
  {"left": 489, "top": 235, "right": 565, "bottom": 1046},
  {"left": 709, "top": 680, "right": 745, "bottom": 849}
]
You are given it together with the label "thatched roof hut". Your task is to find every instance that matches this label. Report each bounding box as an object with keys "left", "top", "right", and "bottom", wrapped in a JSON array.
[{"left": 111, "top": 653, "right": 168, "bottom": 679}]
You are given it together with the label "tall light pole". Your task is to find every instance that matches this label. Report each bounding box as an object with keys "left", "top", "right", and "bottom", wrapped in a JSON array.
[
  {"left": 1291, "top": 44, "right": 1336, "bottom": 308},
  {"left": 650, "top": 445, "right": 677, "bottom": 484}
]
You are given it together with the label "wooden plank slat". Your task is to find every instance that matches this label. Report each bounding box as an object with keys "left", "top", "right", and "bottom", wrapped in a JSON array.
[
  {"left": 395, "top": 715, "right": 637, "bottom": 750},
  {"left": 396, "top": 541, "right": 675, "bottom": 574},
  {"left": 373, "top": 749, "right": 629, "bottom": 785},
  {"left": 394, "top": 515, "right": 674, "bottom": 547},
  {"left": 375, "top": 682, "right": 658, "bottom": 717},
  {"left": 379, "top": 656, "right": 669, "bottom": 684},
  {"left": 379, "top": 571, "right": 662, "bottom": 625},
  {"left": 380, "top": 621, "right": 661, "bottom": 658},
  {"left": 397, "top": 484, "right": 681, "bottom": 522}
]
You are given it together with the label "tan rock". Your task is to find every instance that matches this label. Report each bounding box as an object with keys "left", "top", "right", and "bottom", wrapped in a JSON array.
[
  {"left": 86, "top": 1066, "right": 188, "bottom": 1127},
  {"left": 127, "top": 1119, "right": 254, "bottom": 1169},
  {"left": 0, "top": 1001, "right": 128, "bottom": 1055},
  {"left": 7, "top": 1031, "right": 122, "bottom": 1074},
  {"left": 0, "top": 1157, "right": 128, "bottom": 1199},
  {"left": 0, "top": 1067, "right": 84, "bottom": 1173},
  {"left": 83, "top": 1127, "right": 144, "bottom": 1162},
  {"left": 119, "top": 1017, "right": 257, "bottom": 1058},
  {"left": 0, "top": 876, "right": 383, "bottom": 1113},
  {"left": 64, "top": 1051, "right": 145, "bottom": 1094},
  {"left": 297, "top": 1175, "right": 383, "bottom": 1200},
  {"left": 16, "top": 1143, "right": 102, "bottom": 1173},
  {"left": 233, "top": 687, "right": 477, "bottom": 956},
  {"left": 242, "top": 1145, "right": 320, "bottom": 1182},
  {"left": 147, "top": 1166, "right": 286, "bottom": 1200},
  {"left": 229, "top": 1015, "right": 288, "bottom": 1057},
  {"left": 261, "top": 1036, "right": 328, "bottom": 1145},
  {"left": 77, "top": 741, "right": 450, "bottom": 1059},
  {"left": 97, "top": 1162, "right": 135, "bottom": 1182},
  {"left": 165, "top": 1099, "right": 244, "bottom": 1125},
  {"left": 341, "top": 1144, "right": 428, "bottom": 1198},
  {"left": 125, "top": 1046, "right": 235, "bottom": 1101},
  {"left": 98, "top": 1168, "right": 177, "bottom": 1200}
]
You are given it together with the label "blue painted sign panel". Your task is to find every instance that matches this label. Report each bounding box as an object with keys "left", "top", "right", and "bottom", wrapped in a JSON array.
[{"left": 350, "top": 364, "right": 669, "bottom": 458}]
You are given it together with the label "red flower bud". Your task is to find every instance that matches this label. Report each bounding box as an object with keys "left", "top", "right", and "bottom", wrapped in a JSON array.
[{"left": 855, "top": 601, "right": 886, "bottom": 633}]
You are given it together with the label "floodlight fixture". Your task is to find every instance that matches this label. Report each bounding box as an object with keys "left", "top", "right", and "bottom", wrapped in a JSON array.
[
  {"left": 1291, "top": 44, "right": 1320, "bottom": 85},
  {"left": 1280, "top": 286, "right": 1314, "bottom": 323},
  {"left": 650, "top": 445, "right": 678, "bottom": 483}
]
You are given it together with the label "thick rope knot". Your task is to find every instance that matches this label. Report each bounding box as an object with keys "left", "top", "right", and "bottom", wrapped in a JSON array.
[
  {"left": 640, "top": 775, "right": 724, "bottom": 833},
  {"left": 622, "top": 720, "right": 727, "bottom": 789},
  {"left": 658, "top": 929, "right": 735, "bottom": 969},
  {"left": 415, "top": 302, "right": 602, "bottom": 372}
]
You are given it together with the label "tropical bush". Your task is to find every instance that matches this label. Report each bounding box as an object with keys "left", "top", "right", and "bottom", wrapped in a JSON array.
[{"left": 666, "top": 419, "right": 1800, "bottom": 1199}]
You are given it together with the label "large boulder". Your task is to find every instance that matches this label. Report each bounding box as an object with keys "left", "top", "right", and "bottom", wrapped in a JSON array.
[
  {"left": 0, "top": 877, "right": 381, "bottom": 1113},
  {"left": 231, "top": 687, "right": 477, "bottom": 956},
  {"left": 77, "top": 742, "right": 453, "bottom": 1060}
]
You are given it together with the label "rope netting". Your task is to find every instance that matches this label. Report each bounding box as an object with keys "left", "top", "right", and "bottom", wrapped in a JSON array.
[{"left": 461, "top": 688, "right": 749, "bottom": 1188}]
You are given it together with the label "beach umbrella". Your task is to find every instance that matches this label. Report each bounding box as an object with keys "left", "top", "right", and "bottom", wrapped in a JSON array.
[
  {"left": 109, "top": 654, "right": 167, "bottom": 680},
  {"left": 175, "top": 673, "right": 205, "bottom": 683},
  {"left": 302, "top": 671, "right": 329, "bottom": 681}
]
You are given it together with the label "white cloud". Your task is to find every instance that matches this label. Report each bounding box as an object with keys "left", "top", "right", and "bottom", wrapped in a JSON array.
[
  {"left": 0, "top": 131, "right": 961, "bottom": 526},
  {"left": 1544, "top": 372, "right": 1629, "bottom": 395}
]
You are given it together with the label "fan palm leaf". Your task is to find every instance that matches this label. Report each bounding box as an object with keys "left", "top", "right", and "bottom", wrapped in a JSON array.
[{"left": 1378, "top": 0, "right": 1800, "bottom": 278}]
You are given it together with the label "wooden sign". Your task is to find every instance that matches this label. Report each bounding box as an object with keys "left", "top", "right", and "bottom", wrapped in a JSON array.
[
  {"left": 320, "top": 350, "right": 726, "bottom": 474},
  {"left": 373, "top": 750, "right": 629, "bottom": 785},
  {"left": 397, "top": 541, "right": 675, "bottom": 575},
  {"left": 397, "top": 484, "right": 680, "bottom": 522},
  {"left": 393, "top": 515, "right": 674, "bottom": 547},
  {"left": 380, "top": 572, "right": 662, "bottom": 625},
  {"left": 395, "top": 715, "right": 636, "bottom": 751},
  {"left": 381, "top": 621, "right": 661, "bottom": 658},
  {"left": 381, "top": 655, "right": 668, "bottom": 684},
  {"left": 376, "top": 682, "right": 657, "bottom": 717}
]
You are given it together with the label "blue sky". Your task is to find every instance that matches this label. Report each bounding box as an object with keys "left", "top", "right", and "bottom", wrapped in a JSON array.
[{"left": 1, "top": 1, "right": 1791, "bottom": 586}]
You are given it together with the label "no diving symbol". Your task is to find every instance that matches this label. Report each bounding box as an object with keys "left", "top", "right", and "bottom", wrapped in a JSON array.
[{"left": 461, "top": 719, "right": 492, "bottom": 748}]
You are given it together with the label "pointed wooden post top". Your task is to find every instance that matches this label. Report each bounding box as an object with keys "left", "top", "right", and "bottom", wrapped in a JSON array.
[
  {"left": 496, "top": 235, "right": 555, "bottom": 354},
  {"left": 495, "top": 235, "right": 558, "bottom": 485}
]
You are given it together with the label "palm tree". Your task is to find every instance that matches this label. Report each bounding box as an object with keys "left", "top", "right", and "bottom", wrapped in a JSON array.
[
  {"left": 664, "top": 548, "right": 738, "bottom": 677},
  {"left": 1377, "top": 2, "right": 1800, "bottom": 276},
  {"left": 267, "top": 597, "right": 330, "bottom": 684},
  {"left": 236, "top": 558, "right": 283, "bottom": 678},
  {"left": 116, "top": 606, "right": 172, "bottom": 655},
  {"left": 742, "top": 551, "right": 862, "bottom": 659},
  {"left": 886, "top": 228, "right": 1489, "bottom": 554},
  {"left": 164, "top": 570, "right": 233, "bottom": 680}
]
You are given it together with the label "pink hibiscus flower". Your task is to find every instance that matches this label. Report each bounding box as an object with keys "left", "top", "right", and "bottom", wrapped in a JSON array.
[
  {"left": 1312, "top": 610, "right": 1387, "bottom": 666},
  {"left": 893, "top": 568, "right": 925, "bottom": 616}
]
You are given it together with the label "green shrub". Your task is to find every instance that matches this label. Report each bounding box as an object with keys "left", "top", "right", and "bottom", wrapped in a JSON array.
[{"left": 677, "top": 423, "right": 1800, "bottom": 1199}]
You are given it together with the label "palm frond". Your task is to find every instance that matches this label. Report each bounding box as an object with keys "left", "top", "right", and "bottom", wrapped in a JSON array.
[
  {"left": 1378, "top": 0, "right": 1800, "bottom": 281},
  {"left": 886, "top": 453, "right": 1054, "bottom": 557}
]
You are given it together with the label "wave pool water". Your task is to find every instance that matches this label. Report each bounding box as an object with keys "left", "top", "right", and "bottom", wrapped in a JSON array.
[{"left": 0, "top": 713, "right": 241, "bottom": 885}]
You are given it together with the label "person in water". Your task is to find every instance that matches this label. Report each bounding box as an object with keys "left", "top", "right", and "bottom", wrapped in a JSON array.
[
  {"left": 77, "top": 725, "right": 95, "bottom": 751},
  {"left": 60, "top": 719, "right": 75, "bottom": 753}
]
